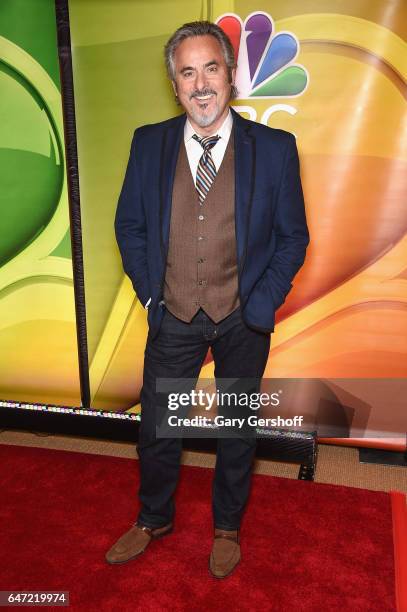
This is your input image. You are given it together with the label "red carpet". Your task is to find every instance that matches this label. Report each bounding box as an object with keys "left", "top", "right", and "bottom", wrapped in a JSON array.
[
  {"left": 0, "top": 443, "right": 398, "bottom": 611},
  {"left": 391, "top": 491, "right": 407, "bottom": 612}
]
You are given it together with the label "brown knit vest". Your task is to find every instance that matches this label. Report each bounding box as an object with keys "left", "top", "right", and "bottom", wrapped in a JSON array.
[{"left": 163, "top": 132, "right": 240, "bottom": 322}]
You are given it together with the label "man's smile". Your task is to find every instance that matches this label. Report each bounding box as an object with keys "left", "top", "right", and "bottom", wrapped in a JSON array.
[{"left": 193, "top": 94, "right": 215, "bottom": 101}]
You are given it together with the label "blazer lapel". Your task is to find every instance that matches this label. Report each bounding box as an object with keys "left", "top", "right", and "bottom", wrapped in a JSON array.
[
  {"left": 159, "top": 113, "right": 186, "bottom": 263},
  {"left": 232, "top": 107, "right": 256, "bottom": 275}
]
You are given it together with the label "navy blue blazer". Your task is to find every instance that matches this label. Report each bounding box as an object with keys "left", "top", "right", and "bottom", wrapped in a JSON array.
[{"left": 115, "top": 107, "right": 309, "bottom": 338}]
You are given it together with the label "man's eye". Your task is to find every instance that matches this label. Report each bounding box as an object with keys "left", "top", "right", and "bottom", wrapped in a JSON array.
[
  {"left": 183, "top": 71, "right": 193, "bottom": 78},
  {"left": 208, "top": 66, "right": 217, "bottom": 72}
]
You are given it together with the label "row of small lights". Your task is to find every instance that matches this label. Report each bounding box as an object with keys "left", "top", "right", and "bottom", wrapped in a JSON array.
[
  {"left": 0, "top": 400, "right": 140, "bottom": 421},
  {"left": 257, "top": 428, "right": 311, "bottom": 439}
]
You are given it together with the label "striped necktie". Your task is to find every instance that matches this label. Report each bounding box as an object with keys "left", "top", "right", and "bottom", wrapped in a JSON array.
[{"left": 192, "top": 134, "right": 220, "bottom": 203}]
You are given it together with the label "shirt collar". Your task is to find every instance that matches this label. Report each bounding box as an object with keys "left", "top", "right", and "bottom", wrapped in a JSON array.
[{"left": 184, "top": 108, "right": 233, "bottom": 143}]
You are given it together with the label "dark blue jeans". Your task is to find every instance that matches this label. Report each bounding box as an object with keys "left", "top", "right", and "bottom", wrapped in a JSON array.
[{"left": 137, "top": 305, "right": 271, "bottom": 530}]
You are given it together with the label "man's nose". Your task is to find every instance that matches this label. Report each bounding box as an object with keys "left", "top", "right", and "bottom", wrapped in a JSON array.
[{"left": 194, "top": 70, "right": 207, "bottom": 91}]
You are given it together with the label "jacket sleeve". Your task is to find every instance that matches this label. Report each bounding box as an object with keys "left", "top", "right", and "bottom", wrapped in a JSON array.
[
  {"left": 114, "top": 129, "right": 150, "bottom": 306},
  {"left": 261, "top": 133, "right": 309, "bottom": 311}
]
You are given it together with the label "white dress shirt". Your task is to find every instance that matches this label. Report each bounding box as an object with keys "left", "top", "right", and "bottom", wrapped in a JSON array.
[
  {"left": 184, "top": 108, "right": 233, "bottom": 186},
  {"left": 144, "top": 109, "right": 233, "bottom": 311}
]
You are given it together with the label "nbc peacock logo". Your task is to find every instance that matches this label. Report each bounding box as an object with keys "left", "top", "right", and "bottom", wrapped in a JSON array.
[{"left": 216, "top": 11, "right": 309, "bottom": 99}]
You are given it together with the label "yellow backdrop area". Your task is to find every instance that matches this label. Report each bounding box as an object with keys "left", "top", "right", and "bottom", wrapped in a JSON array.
[{"left": 0, "top": 1, "right": 80, "bottom": 406}]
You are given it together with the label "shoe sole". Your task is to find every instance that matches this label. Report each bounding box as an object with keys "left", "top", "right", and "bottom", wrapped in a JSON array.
[{"left": 105, "top": 526, "right": 173, "bottom": 565}]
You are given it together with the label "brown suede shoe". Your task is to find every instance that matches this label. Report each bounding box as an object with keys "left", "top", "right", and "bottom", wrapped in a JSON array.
[
  {"left": 105, "top": 522, "right": 173, "bottom": 564},
  {"left": 209, "top": 529, "right": 240, "bottom": 578}
]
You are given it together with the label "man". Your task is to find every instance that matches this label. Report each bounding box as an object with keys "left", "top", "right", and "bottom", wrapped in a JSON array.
[{"left": 107, "top": 21, "right": 309, "bottom": 578}]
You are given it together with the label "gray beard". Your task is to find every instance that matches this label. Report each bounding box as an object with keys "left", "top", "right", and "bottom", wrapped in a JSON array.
[{"left": 189, "top": 103, "right": 219, "bottom": 128}]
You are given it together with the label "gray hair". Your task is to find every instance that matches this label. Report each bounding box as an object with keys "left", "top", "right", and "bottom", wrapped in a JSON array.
[{"left": 164, "top": 21, "right": 238, "bottom": 99}]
